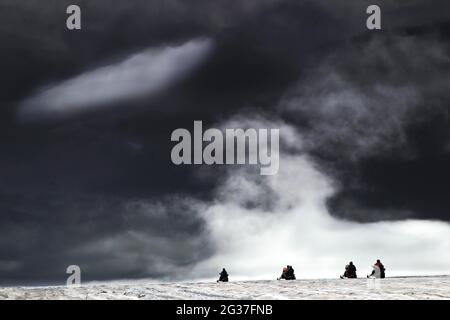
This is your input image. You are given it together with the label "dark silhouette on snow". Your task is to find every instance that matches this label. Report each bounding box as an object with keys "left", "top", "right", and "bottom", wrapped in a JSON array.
[
  {"left": 340, "top": 261, "right": 357, "bottom": 279},
  {"left": 278, "top": 265, "right": 296, "bottom": 280},
  {"left": 217, "top": 268, "right": 229, "bottom": 282}
]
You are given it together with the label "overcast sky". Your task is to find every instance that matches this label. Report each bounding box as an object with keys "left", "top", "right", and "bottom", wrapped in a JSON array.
[{"left": 0, "top": 0, "right": 449, "bottom": 284}]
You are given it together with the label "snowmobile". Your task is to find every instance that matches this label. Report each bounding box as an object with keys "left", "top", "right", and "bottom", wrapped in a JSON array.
[
  {"left": 367, "top": 260, "right": 386, "bottom": 278},
  {"left": 367, "top": 265, "right": 381, "bottom": 279},
  {"left": 277, "top": 265, "right": 296, "bottom": 280},
  {"left": 217, "top": 268, "right": 229, "bottom": 282},
  {"left": 340, "top": 262, "right": 357, "bottom": 279}
]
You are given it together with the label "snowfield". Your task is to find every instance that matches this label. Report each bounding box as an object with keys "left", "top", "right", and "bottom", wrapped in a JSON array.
[{"left": 1, "top": 276, "right": 449, "bottom": 300}]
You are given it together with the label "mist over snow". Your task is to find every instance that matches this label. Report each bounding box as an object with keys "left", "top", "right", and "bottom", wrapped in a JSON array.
[
  {"left": 183, "top": 120, "right": 450, "bottom": 280},
  {"left": 182, "top": 34, "right": 450, "bottom": 280}
]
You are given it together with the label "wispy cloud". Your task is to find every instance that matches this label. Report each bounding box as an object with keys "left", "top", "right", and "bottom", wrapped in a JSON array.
[
  {"left": 18, "top": 38, "right": 212, "bottom": 122},
  {"left": 278, "top": 35, "right": 450, "bottom": 162}
]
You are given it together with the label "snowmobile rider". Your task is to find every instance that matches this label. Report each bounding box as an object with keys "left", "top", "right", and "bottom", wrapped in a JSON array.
[
  {"left": 375, "top": 259, "right": 386, "bottom": 278},
  {"left": 367, "top": 259, "right": 386, "bottom": 278},
  {"left": 278, "top": 265, "right": 296, "bottom": 280},
  {"left": 341, "top": 261, "right": 357, "bottom": 278},
  {"left": 217, "top": 268, "right": 229, "bottom": 282}
]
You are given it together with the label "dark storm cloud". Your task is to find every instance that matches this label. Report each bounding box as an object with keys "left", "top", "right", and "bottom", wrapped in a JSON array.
[
  {"left": 0, "top": 0, "right": 278, "bottom": 106},
  {"left": 278, "top": 32, "right": 450, "bottom": 222},
  {"left": 0, "top": 0, "right": 450, "bottom": 283},
  {"left": 279, "top": 34, "right": 450, "bottom": 161},
  {"left": 0, "top": 192, "right": 211, "bottom": 284}
]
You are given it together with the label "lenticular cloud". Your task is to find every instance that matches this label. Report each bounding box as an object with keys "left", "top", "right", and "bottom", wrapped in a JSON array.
[{"left": 18, "top": 38, "right": 212, "bottom": 121}]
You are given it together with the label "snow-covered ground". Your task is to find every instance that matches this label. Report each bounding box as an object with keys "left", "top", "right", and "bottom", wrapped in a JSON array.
[{"left": 1, "top": 276, "right": 449, "bottom": 300}]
